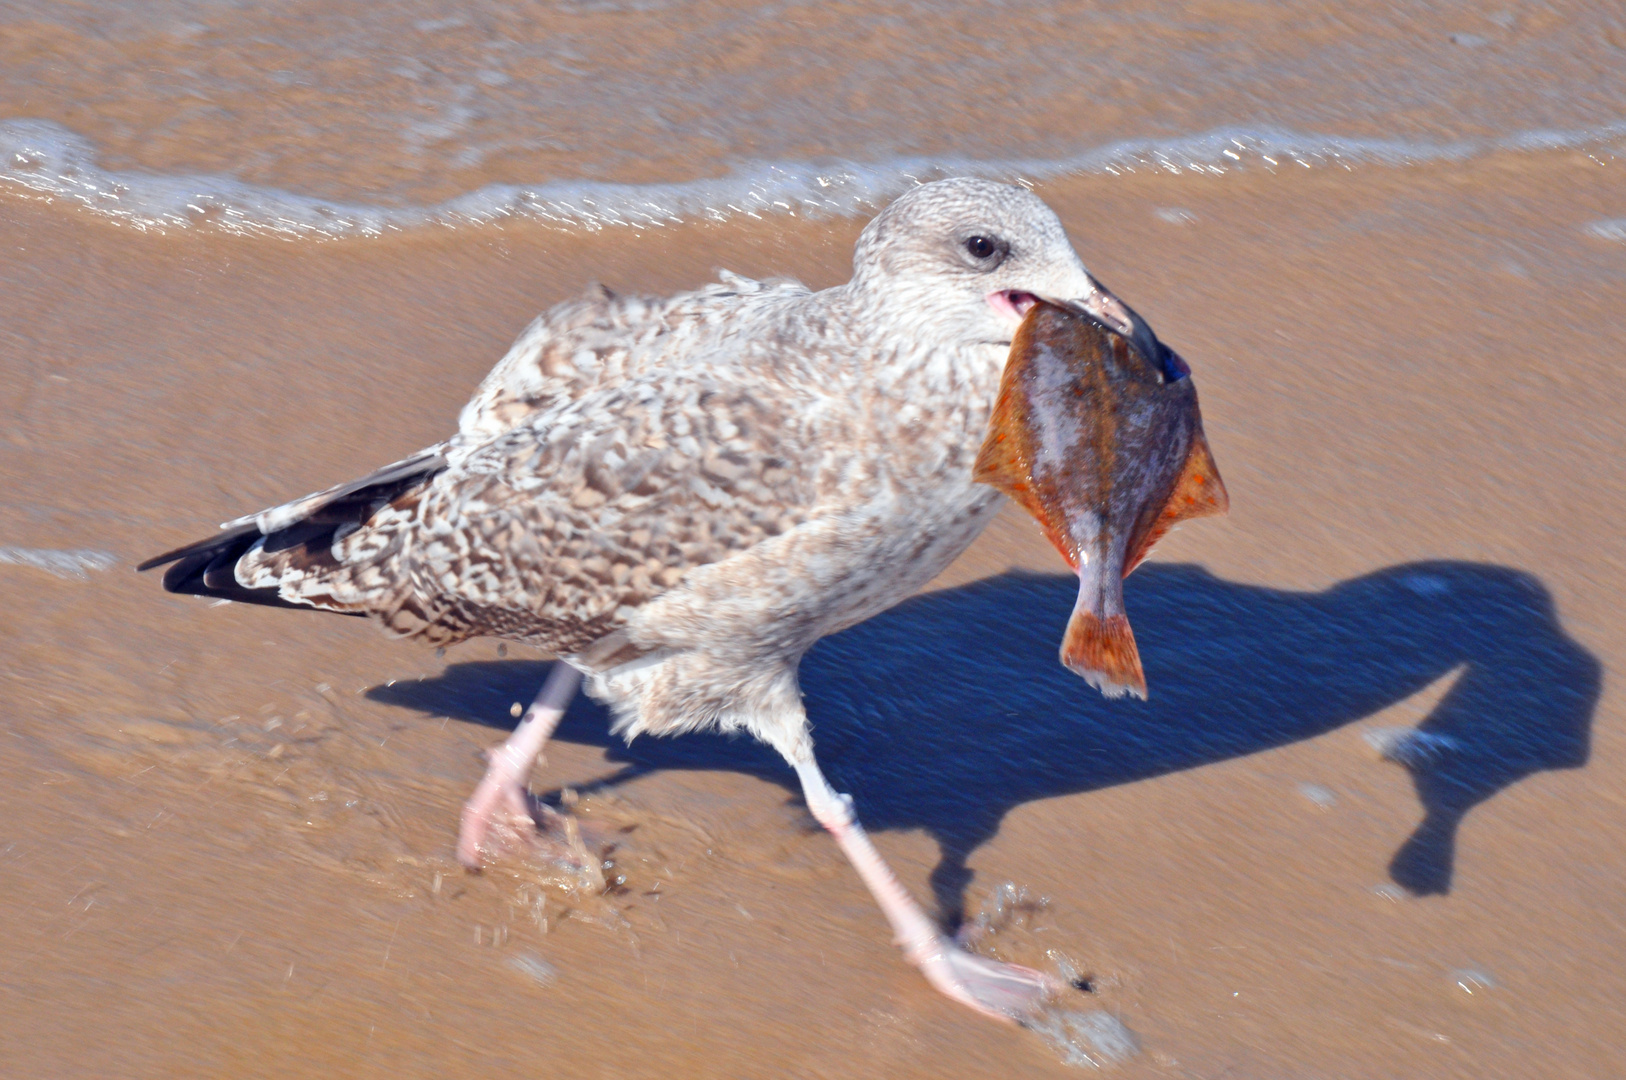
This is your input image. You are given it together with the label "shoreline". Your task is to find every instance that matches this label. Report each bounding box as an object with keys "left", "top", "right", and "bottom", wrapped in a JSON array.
[{"left": 2, "top": 147, "right": 1623, "bottom": 1077}]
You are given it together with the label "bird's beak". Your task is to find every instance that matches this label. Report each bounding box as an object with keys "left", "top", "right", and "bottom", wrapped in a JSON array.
[
  {"left": 1059, "top": 274, "right": 1134, "bottom": 336},
  {"left": 1050, "top": 274, "right": 1188, "bottom": 383}
]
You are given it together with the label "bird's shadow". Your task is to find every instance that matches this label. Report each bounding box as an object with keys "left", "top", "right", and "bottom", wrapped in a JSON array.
[{"left": 369, "top": 562, "right": 1598, "bottom": 924}]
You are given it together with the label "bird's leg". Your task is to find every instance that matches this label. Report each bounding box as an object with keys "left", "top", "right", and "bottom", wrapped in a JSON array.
[
  {"left": 457, "top": 661, "right": 582, "bottom": 869},
  {"left": 789, "top": 749, "right": 1058, "bottom": 1022}
]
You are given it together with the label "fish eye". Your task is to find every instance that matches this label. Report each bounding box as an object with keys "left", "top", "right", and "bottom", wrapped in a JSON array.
[{"left": 961, "top": 234, "right": 1007, "bottom": 269}]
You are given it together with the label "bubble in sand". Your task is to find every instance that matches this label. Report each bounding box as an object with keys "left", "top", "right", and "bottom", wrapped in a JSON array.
[
  {"left": 1297, "top": 782, "right": 1337, "bottom": 808},
  {"left": 1026, "top": 1008, "right": 1139, "bottom": 1068},
  {"left": 1587, "top": 218, "right": 1626, "bottom": 242},
  {"left": 507, "top": 952, "right": 557, "bottom": 987},
  {"left": 1154, "top": 207, "right": 1197, "bottom": 225},
  {"left": 1450, "top": 967, "right": 1496, "bottom": 995},
  {"left": 1403, "top": 573, "right": 1450, "bottom": 595},
  {"left": 1365, "top": 727, "right": 1461, "bottom": 767}
]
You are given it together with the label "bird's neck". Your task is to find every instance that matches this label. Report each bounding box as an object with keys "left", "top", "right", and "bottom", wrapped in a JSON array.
[
  {"left": 782, "top": 289, "right": 1004, "bottom": 502},
  {"left": 807, "top": 284, "right": 1008, "bottom": 405}
]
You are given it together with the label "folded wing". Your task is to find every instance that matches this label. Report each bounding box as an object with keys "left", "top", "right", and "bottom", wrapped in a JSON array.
[{"left": 142, "top": 372, "right": 817, "bottom": 656}]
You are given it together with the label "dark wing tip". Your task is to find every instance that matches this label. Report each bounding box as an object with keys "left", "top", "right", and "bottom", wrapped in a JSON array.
[
  {"left": 136, "top": 522, "right": 262, "bottom": 574},
  {"left": 136, "top": 546, "right": 198, "bottom": 573},
  {"left": 138, "top": 449, "right": 446, "bottom": 617},
  {"left": 142, "top": 527, "right": 355, "bottom": 614}
]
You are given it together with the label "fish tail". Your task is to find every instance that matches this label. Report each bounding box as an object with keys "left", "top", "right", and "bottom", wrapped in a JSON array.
[{"left": 1061, "top": 610, "right": 1147, "bottom": 701}]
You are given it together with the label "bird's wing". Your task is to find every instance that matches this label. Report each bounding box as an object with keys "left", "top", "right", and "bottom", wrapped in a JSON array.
[
  {"left": 457, "top": 273, "right": 811, "bottom": 444},
  {"left": 237, "top": 367, "right": 821, "bottom": 651}
]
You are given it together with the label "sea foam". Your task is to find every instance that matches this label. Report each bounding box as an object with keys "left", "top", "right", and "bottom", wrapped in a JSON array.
[{"left": 3, "top": 118, "right": 1622, "bottom": 241}]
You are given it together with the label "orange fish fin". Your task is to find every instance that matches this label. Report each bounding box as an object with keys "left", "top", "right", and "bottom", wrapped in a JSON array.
[
  {"left": 1123, "top": 429, "right": 1229, "bottom": 576},
  {"left": 973, "top": 318, "right": 1035, "bottom": 495},
  {"left": 974, "top": 321, "right": 1080, "bottom": 569},
  {"left": 1061, "top": 611, "right": 1147, "bottom": 700},
  {"left": 971, "top": 387, "right": 1032, "bottom": 500},
  {"left": 975, "top": 409, "right": 1077, "bottom": 568}
]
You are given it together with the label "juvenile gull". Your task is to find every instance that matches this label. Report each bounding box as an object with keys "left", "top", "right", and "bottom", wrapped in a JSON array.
[{"left": 141, "top": 177, "right": 1150, "bottom": 1021}]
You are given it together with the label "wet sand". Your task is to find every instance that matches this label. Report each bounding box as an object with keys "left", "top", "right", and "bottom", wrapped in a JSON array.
[{"left": 3, "top": 152, "right": 1625, "bottom": 1077}]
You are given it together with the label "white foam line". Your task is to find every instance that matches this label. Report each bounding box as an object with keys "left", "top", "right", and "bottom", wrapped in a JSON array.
[{"left": 2, "top": 119, "right": 1622, "bottom": 240}]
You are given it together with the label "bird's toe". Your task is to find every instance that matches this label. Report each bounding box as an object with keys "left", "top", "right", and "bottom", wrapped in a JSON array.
[{"left": 912, "top": 936, "right": 1059, "bottom": 1022}]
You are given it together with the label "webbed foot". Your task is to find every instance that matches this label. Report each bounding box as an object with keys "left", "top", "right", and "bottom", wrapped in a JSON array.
[{"left": 909, "top": 935, "right": 1059, "bottom": 1022}]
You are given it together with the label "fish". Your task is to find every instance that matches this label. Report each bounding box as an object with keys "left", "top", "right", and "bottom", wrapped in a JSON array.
[{"left": 974, "top": 298, "right": 1228, "bottom": 699}]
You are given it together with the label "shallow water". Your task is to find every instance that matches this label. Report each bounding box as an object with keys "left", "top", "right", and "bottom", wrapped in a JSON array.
[
  {"left": 4, "top": 0, "right": 1625, "bottom": 230},
  {"left": 3, "top": 2, "right": 1625, "bottom": 1077}
]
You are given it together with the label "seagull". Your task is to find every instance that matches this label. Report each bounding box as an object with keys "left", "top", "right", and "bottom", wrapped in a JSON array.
[{"left": 140, "top": 177, "right": 1150, "bottom": 1021}]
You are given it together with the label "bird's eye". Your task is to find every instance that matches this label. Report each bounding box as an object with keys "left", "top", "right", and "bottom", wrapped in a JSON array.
[{"left": 964, "top": 235, "right": 999, "bottom": 262}]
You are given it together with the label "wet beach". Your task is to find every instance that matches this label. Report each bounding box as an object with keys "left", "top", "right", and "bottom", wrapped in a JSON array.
[{"left": 3, "top": 3, "right": 1626, "bottom": 1076}]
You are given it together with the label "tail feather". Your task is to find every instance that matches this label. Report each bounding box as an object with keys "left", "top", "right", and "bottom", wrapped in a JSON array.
[
  {"left": 138, "top": 449, "right": 448, "bottom": 615},
  {"left": 144, "top": 525, "right": 335, "bottom": 612}
]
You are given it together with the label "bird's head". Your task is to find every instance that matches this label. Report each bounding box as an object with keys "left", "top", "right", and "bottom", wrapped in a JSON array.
[{"left": 851, "top": 177, "right": 1176, "bottom": 376}]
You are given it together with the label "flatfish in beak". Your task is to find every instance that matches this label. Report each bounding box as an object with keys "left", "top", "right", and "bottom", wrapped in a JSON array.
[{"left": 974, "top": 300, "right": 1228, "bottom": 699}]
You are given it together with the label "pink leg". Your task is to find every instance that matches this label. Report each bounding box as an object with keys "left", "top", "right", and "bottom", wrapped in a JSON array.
[
  {"left": 790, "top": 750, "right": 1058, "bottom": 1022},
  {"left": 457, "top": 662, "right": 582, "bottom": 870}
]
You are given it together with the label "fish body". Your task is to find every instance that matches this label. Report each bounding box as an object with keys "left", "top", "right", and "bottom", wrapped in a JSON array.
[{"left": 974, "top": 300, "right": 1228, "bottom": 698}]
